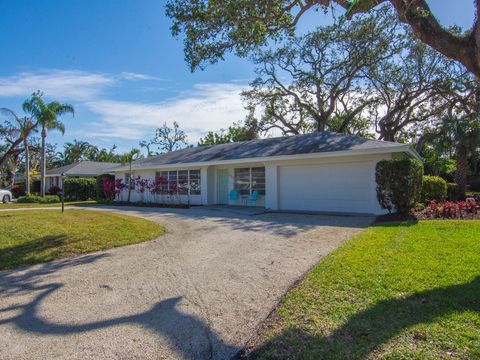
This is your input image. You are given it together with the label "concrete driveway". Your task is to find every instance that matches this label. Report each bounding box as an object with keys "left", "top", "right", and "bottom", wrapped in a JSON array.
[{"left": 0, "top": 206, "right": 372, "bottom": 360}]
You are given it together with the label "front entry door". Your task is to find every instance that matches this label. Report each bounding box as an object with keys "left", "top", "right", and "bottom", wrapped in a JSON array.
[{"left": 217, "top": 169, "right": 229, "bottom": 204}]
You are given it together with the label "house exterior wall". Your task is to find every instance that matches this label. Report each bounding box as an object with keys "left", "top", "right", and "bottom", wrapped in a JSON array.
[{"left": 112, "top": 152, "right": 393, "bottom": 214}]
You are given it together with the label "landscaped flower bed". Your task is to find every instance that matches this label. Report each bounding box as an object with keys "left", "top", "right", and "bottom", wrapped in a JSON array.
[
  {"left": 418, "top": 200, "right": 479, "bottom": 219},
  {"left": 376, "top": 194, "right": 480, "bottom": 222}
]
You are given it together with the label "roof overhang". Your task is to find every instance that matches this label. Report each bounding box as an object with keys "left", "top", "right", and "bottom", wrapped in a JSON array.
[{"left": 111, "top": 145, "right": 419, "bottom": 172}]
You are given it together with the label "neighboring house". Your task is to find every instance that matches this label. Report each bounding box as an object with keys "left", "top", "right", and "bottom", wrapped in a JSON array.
[
  {"left": 111, "top": 132, "right": 421, "bottom": 215},
  {"left": 45, "top": 161, "right": 121, "bottom": 192}
]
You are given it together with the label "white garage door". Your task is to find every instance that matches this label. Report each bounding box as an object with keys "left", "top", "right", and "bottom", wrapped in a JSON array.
[{"left": 278, "top": 161, "right": 374, "bottom": 214}]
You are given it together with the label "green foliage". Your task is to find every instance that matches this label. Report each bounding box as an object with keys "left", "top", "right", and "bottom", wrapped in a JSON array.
[
  {"left": 376, "top": 158, "right": 423, "bottom": 214},
  {"left": 447, "top": 182, "right": 460, "bottom": 201},
  {"left": 198, "top": 119, "right": 259, "bottom": 145},
  {"left": 96, "top": 174, "right": 115, "bottom": 202},
  {"left": 421, "top": 175, "right": 447, "bottom": 203},
  {"left": 16, "top": 195, "right": 59, "bottom": 203},
  {"left": 63, "top": 177, "right": 96, "bottom": 201},
  {"left": 470, "top": 177, "right": 480, "bottom": 192}
]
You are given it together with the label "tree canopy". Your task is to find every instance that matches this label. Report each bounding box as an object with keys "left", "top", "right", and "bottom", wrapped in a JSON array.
[{"left": 166, "top": 0, "right": 480, "bottom": 77}]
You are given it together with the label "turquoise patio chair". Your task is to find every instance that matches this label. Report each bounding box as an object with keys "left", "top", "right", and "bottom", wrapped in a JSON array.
[
  {"left": 229, "top": 189, "right": 239, "bottom": 201},
  {"left": 247, "top": 190, "right": 259, "bottom": 205}
]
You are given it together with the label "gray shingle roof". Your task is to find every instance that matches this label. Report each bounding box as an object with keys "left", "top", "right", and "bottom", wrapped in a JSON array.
[
  {"left": 115, "top": 132, "right": 410, "bottom": 171},
  {"left": 46, "top": 161, "right": 121, "bottom": 176}
]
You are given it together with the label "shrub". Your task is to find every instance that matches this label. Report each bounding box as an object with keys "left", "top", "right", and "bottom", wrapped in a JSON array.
[
  {"left": 376, "top": 158, "right": 423, "bottom": 214},
  {"left": 447, "top": 183, "right": 460, "bottom": 201},
  {"left": 17, "top": 195, "right": 60, "bottom": 203},
  {"left": 470, "top": 177, "right": 480, "bottom": 192},
  {"left": 64, "top": 178, "right": 96, "bottom": 201},
  {"left": 421, "top": 175, "right": 447, "bottom": 203},
  {"left": 48, "top": 185, "right": 62, "bottom": 195},
  {"left": 11, "top": 184, "right": 25, "bottom": 198},
  {"left": 96, "top": 174, "right": 115, "bottom": 202}
]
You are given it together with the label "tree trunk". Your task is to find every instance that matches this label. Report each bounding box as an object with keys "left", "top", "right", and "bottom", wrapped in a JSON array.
[
  {"left": 41, "top": 125, "right": 47, "bottom": 197},
  {"left": 24, "top": 138, "right": 30, "bottom": 194},
  {"left": 455, "top": 142, "right": 468, "bottom": 199}
]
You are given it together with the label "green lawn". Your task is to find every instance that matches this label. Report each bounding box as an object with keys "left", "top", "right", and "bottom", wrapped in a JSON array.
[
  {"left": 248, "top": 221, "right": 480, "bottom": 360},
  {"left": 0, "top": 210, "right": 163, "bottom": 270},
  {"left": 0, "top": 200, "right": 97, "bottom": 209}
]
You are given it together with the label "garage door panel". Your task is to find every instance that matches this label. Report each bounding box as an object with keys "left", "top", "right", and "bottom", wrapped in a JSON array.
[{"left": 278, "top": 162, "right": 373, "bottom": 213}]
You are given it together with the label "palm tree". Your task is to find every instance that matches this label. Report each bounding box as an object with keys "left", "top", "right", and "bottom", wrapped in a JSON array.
[
  {"left": 22, "top": 92, "right": 74, "bottom": 197},
  {"left": 0, "top": 108, "right": 38, "bottom": 194},
  {"left": 437, "top": 116, "right": 480, "bottom": 197},
  {"left": 121, "top": 148, "right": 141, "bottom": 202}
]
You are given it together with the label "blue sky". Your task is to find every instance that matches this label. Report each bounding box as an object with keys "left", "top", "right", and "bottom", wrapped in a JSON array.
[{"left": 0, "top": 0, "right": 475, "bottom": 153}]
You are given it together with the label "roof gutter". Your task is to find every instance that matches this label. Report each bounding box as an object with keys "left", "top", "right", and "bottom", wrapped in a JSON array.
[{"left": 111, "top": 145, "right": 414, "bottom": 172}]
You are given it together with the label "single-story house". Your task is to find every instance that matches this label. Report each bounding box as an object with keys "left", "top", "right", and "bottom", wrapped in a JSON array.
[
  {"left": 45, "top": 161, "right": 121, "bottom": 191},
  {"left": 111, "top": 132, "right": 421, "bottom": 215}
]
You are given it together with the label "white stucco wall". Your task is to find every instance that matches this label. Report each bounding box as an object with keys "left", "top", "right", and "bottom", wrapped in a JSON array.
[{"left": 112, "top": 152, "right": 394, "bottom": 214}]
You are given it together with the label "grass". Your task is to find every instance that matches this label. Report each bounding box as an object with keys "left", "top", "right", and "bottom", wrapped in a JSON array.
[
  {"left": 248, "top": 220, "right": 480, "bottom": 360},
  {"left": 0, "top": 200, "right": 97, "bottom": 209},
  {"left": 0, "top": 210, "right": 163, "bottom": 270}
]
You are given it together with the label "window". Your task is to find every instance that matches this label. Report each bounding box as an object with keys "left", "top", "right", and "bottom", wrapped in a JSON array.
[
  {"left": 155, "top": 169, "right": 201, "bottom": 195},
  {"left": 155, "top": 171, "right": 169, "bottom": 192},
  {"left": 189, "top": 170, "right": 201, "bottom": 195},
  {"left": 234, "top": 168, "right": 251, "bottom": 195},
  {"left": 234, "top": 167, "right": 265, "bottom": 195},
  {"left": 251, "top": 167, "right": 266, "bottom": 195},
  {"left": 125, "top": 172, "right": 135, "bottom": 190},
  {"left": 178, "top": 170, "right": 189, "bottom": 195}
]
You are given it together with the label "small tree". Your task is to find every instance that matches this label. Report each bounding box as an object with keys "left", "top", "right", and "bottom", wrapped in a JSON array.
[
  {"left": 376, "top": 158, "right": 423, "bottom": 214},
  {"left": 120, "top": 148, "right": 141, "bottom": 202},
  {"left": 115, "top": 178, "right": 126, "bottom": 201},
  {"left": 96, "top": 174, "right": 115, "bottom": 202}
]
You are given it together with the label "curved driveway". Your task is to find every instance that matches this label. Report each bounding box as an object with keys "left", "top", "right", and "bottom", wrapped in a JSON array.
[{"left": 0, "top": 206, "right": 372, "bottom": 359}]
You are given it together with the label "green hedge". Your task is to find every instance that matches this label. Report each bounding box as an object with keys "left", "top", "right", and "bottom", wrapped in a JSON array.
[
  {"left": 376, "top": 158, "right": 423, "bottom": 215},
  {"left": 64, "top": 178, "right": 96, "bottom": 201},
  {"left": 470, "top": 177, "right": 480, "bottom": 192},
  {"left": 17, "top": 195, "right": 60, "bottom": 203},
  {"left": 447, "top": 183, "right": 460, "bottom": 201},
  {"left": 421, "top": 175, "right": 447, "bottom": 203}
]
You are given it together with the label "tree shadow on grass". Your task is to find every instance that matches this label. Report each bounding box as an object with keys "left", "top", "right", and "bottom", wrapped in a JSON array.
[
  {"left": 0, "top": 234, "right": 70, "bottom": 271},
  {"left": 245, "top": 277, "right": 480, "bottom": 359}
]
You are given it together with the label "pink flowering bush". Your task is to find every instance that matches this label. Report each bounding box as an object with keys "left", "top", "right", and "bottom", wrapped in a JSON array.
[
  {"left": 115, "top": 179, "right": 126, "bottom": 201},
  {"left": 101, "top": 176, "right": 116, "bottom": 202},
  {"left": 134, "top": 176, "right": 149, "bottom": 202}
]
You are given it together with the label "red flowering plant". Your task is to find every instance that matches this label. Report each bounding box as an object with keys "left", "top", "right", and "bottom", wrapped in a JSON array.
[
  {"left": 168, "top": 180, "right": 180, "bottom": 204},
  {"left": 134, "top": 176, "right": 149, "bottom": 202},
  {"left": 426, "top": 200, "right": 479, "bottom": 219},
  {"left": 149, "top": 176, "right": 168, "bottom": 204},
  {"left": 101, "top": 176, "right": 116, "bottom": 202},
  {"left": 115, "top": 178, "right": 126, "bottom": 201}
]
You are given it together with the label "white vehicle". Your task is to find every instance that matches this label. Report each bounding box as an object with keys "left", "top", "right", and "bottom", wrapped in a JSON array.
[{"left": 0, "top": 189, "right": 12, "bottom": 203}]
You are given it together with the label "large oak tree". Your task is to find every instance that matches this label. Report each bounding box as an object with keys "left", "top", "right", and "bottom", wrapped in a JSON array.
[{"left": 166, "top": 0, "right": 479, "bottom": 77}]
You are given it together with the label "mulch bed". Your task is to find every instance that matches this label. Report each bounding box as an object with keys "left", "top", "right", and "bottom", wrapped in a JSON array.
[{"left": 376, "top": 208, "right": 480, "bottom": 223}]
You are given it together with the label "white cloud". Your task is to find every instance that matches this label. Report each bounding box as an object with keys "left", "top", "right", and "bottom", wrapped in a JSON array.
[
  {"left": 0, "top": 69, "right": 159, "bottom": 100},
  {"left": 0, "top": 70, "right": 116, "bottom": 100},
  {"left": 85, "top": 83, "right": 248, "bottom": 143},
  {"left": 119, "top": 72, "right": 160, "bottom": 81}
]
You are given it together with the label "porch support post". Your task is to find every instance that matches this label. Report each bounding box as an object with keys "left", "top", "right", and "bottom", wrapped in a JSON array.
[{"left": 265, "top": 164, "right": 278, "bottom": 211}]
